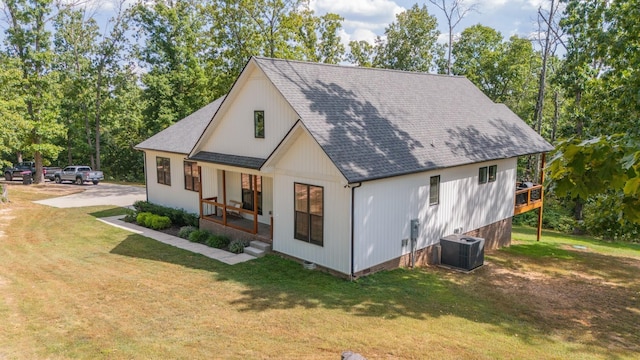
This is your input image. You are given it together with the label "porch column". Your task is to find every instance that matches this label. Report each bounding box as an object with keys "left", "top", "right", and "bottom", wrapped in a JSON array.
[
  {"left": 253, "top": 174, "right": 258, "bottom": 234},
  {"left": 198, "top": 165, "right": 203, "bottom": 219},
  {"left": 222, "top": 170, "right": 227, "bottom": 226}
]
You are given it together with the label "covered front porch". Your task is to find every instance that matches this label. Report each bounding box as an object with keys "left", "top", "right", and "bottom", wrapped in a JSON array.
[{"left": 194, "top": 155, "right": 273, "bottom": 241}]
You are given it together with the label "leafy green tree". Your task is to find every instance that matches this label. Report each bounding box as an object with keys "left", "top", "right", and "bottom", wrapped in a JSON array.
[
  {"left": 0, "top": 55, "right": 28, "bottom": 168},
  {"left": 452, "top": 25, "right": 540, "bottom": 121},
  {"left": 294, "top": 11, "right": 345, "bottom": 64},
  {"left": 3, "top": 0, "right": 65, "bottom": 183},
  {"left": 133, "top": 0, "right": 214, "bottom": 135},
  {"left": 373, "top": 4, "right": 444, "bottom": 72},
  {"left": 54, "top": 2, "right": 131, "bottom": 171},
  {"left": 549, "top": 0, "right": 640, "bottom": 226},
  {"left": 346, "top": 40, "right": 375, "bottom": 67},
  {"left": 548, "top": 135, "right": 640, "bottom": 224}
]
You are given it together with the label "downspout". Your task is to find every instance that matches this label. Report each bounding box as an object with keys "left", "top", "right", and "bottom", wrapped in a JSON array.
[{"left": 350, "top": 182, "right": 362, "bottom": 281}]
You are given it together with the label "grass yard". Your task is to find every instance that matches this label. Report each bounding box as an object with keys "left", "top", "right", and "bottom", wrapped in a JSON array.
[{"left": 0, "top": 184, "right": 639, "bottom": 359}]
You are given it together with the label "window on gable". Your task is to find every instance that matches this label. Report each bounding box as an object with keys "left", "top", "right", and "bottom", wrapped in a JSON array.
[
  {"left": 294, "top": 183, "right": 323, "bottom": 246},
  {"left": 254, "top": 110, "right": 264, "bottom": 138},
  {"left": 156, "top": 157, "right": 171, "bottom": 186},
  {"left": 479, "top": 167, "right": 488, "bottom": 184},
  {"left": 429, "top": 175, "right": 440, "bottom": 206},
  {"left": 184, "top": 161, "right": 199, "bottom": 192},
  {"left": 488, "top": 165, "right": 497, "bottom": 182},
  {"left": 241, "top": 173, "right": 262, "bottom": 215}
]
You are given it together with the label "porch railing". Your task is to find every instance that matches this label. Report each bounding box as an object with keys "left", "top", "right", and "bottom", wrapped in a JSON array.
[{"left": 514, "top": 183, "right": 543, "bottom": 215}]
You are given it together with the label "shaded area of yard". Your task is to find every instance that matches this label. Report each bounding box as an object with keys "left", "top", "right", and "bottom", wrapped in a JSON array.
[{"left": 1, "top": 186, "right": 639, "bottom": 359}]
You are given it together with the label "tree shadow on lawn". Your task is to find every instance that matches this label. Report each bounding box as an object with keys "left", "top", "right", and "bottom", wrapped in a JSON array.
[{"left": 111, "top": 234, "right": 640, "bottom": 356}]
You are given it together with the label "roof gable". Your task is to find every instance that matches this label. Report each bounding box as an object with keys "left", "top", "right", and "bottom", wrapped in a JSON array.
[{"left": 253, "top": 57, "right": 554, "bottom": 183}]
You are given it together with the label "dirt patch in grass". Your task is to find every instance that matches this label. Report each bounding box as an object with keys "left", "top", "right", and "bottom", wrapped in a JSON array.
[{"left": 476, "top": 246, "right": 640, "bottom": 352}]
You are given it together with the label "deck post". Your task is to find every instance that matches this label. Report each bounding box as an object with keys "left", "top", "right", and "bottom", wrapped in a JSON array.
[
  {"left": 537, "top": 153, "right": 546, "bottom": 242},
  {"left": 253, "top": 175, "right": 258, "bottom": 234},
  {"left": 222, "top": 170, "right": 227, "bottom": 226},
  {"left": 198, "top": 165, "right": 203, "bottom": 219}
]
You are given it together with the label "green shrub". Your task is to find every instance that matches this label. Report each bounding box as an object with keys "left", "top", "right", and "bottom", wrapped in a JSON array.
[
  {"left": 228, "top": 239, "right": 246, "bottom": 254},
  {"left": 149, "top": 215, "right": 171, "bottom": 230},
  {"left": 136, "top": 212, "right": 171, "bottom": 230},
  {"left": 205, "top": 234, "right": 231, "bottom": 249},
  {"left": 188, "top": 230, "right": 211, "bottom": 244},
  {"left": 136, "top": 212, "right": 152, "bottom": 225},
  {"left": 132, "top": 201, "right": 199, "bottom": 227},
  {"left": 178, "top": 226, "right": 198, "bottom": 239}
]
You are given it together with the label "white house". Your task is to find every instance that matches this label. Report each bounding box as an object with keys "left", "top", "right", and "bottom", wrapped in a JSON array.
[{"left": 135, "top": 57, "right": 553, "bottom": 277}]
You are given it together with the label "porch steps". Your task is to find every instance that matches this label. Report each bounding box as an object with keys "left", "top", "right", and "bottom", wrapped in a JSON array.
[{"left": 244, "top": 241, "right": 272, "bottom": 258}]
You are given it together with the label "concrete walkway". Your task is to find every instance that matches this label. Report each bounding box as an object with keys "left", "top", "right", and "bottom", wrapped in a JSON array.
[{"left": 98, "top": 216, "right": 257, "bottom": 265}]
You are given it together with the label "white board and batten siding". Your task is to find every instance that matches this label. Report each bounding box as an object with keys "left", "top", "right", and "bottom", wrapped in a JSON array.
[
  {"left": 199, "top": 67, "right": 299, "bottom": 159},
  {"left": 272, "top": 132, "right": 352, "bottom": 275},
  {"left": 353, "top": 158, "right": 517, "bottom": 272},
  {"left": 144, "top": 150, "right": 200, "bottom": 214}
]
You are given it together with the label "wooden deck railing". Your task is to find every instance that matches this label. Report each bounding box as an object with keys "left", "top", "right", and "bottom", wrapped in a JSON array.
[
  {"left": 200, "top": 196, "right": 260, "bottom": 234},
  {"left": 514, "top": 184, "right": 543, "bottom": 215}
]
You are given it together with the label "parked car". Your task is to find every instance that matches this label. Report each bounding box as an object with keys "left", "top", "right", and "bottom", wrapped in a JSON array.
[
  {"left": 3, "top": 161, "right": 61, "bottom": 181},
  {"left": 54, "top": 166, "right": 104, "bottom": 185}
]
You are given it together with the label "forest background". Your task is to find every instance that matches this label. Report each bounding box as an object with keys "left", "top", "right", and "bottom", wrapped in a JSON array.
[{"left": 0, "top": 0, "right": 638, "bottom": 241}]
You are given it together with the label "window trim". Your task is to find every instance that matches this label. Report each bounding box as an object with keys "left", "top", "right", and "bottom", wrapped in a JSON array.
[
  {"left": 488, "top": 165, "right": 497, "bottom": 182},
  {"left": 254, "top": 110, "right": 264, "bottom": 138},
  {"left": 294, "top": 182, "right": 324, "bottom": 246},
  {"left": 429, "top": 175, "right": 440, "bottom": 206},
  {"left": 478, "top": 167, "right": 488, "bottom": 184},
  {"left": 184, "top": 161, "right": 199, "bottom": 192},
  {"left": 156, "top": 157, "right": 171, "bottom": 186}
]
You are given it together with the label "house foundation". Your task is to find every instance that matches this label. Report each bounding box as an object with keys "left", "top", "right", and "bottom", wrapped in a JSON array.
[{"left": 352, "top": 218, "right": 513, "bottom": 278}]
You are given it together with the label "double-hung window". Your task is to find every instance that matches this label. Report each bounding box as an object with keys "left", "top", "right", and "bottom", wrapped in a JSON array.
[
  {"left": 429, "top": 175, "right": 440, "bottom": 206},
  {"left": 488, "top": 165, "right": 497, "bottom": 182},
  {"left": 184, "top": 161, "right": 199, "bottom": 192},
  {"left": 156, "top": 157, "right": 171, "bottom": 185},
  {"left": 479, "top": 167, "right": 488, "bottom": 184},
  {"left": 294, "top": 183, "right": 323, "bottom": 246}
]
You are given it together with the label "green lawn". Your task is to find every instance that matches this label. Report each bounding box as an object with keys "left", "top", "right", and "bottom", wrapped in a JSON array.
[{"left": 0, "top": 186, "right": 638, "bottom": 359}]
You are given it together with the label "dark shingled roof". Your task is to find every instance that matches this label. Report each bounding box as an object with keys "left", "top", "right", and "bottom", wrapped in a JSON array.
[
  {"left": 253, "top": 57, "right": 554, "bottom": 183},
  {"left": 135, "top": 96, "right": 225, "bottom": 154},
  {"left": 189, "top": 151, "right": 265, "bottom": 170}
]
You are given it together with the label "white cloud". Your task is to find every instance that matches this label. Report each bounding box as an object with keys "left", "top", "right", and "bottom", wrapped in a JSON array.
[
  {"left": 475, "top": 0, "right": 510, "bottom": 9},
  {"left": 311, "top": 0, "right": 405, "bottom": 48},
  {"left": 349, "top": 28, "right": 379, "bottom": 43}
]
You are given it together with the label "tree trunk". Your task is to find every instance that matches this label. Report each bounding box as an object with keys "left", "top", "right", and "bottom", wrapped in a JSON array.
[{"left": 551, "top": 90, "right": 559, "bottom": 142}]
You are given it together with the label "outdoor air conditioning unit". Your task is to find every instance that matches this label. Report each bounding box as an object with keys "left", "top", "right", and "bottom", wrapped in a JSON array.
[{"left": 440, "top": 234, "right": 485, "bottom": 271}]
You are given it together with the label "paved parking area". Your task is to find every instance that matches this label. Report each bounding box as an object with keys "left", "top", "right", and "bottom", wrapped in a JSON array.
[{"left": 33, "top": 183, "right": 146, "bottom": 208}]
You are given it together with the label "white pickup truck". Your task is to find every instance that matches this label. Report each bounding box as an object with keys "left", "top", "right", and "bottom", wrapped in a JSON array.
[{"left": 54, "top": 166, "right": 104, "bottom": 185}]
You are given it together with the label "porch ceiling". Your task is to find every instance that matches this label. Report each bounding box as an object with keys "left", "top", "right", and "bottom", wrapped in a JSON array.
[{"left": 190, "top": 151, "right": 266, "bottom": 170}]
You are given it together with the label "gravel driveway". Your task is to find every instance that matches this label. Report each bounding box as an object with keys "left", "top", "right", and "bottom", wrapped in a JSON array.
[{"left": 33, "top": 183, "right": 146, "bottom": 208}]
